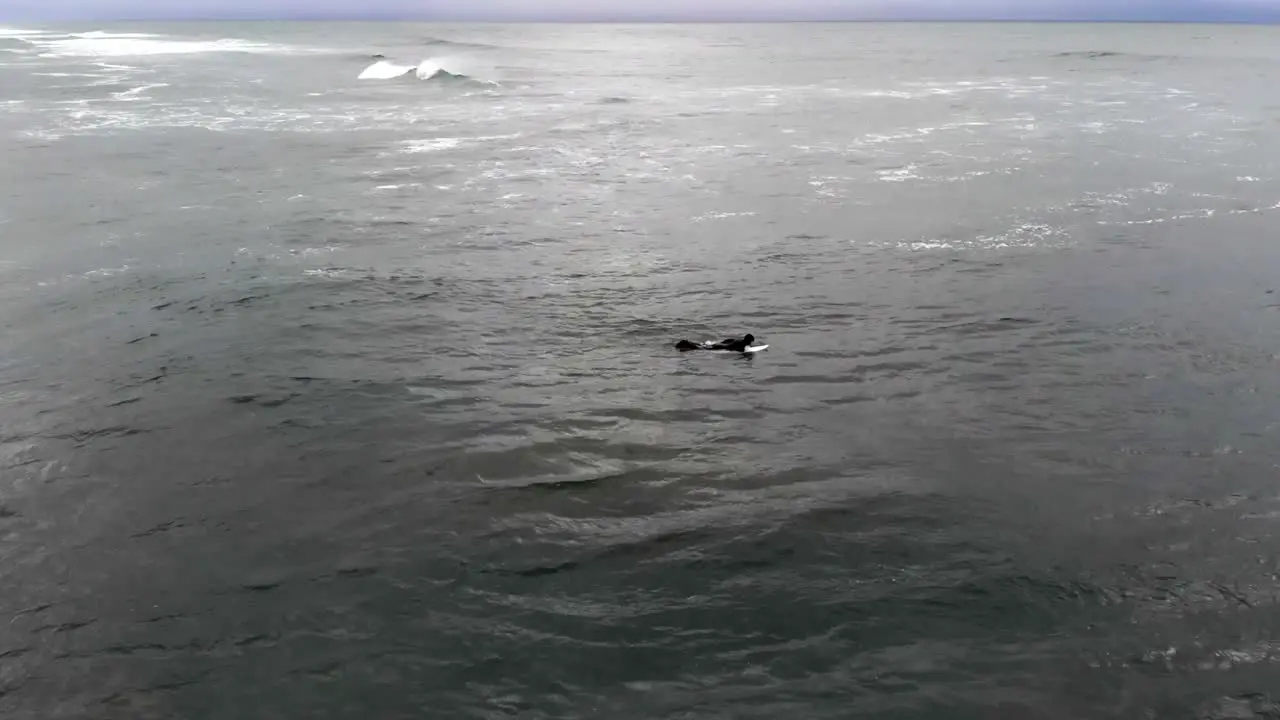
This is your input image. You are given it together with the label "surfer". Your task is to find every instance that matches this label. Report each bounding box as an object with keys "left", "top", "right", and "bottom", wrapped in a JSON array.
[{"left": 675, "top": 333, "right": 755, "bottom": 352}]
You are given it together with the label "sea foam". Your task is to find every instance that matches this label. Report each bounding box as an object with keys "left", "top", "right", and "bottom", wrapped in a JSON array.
[{"left": 358, "top": 59, "right": 446, "bottom": 81}]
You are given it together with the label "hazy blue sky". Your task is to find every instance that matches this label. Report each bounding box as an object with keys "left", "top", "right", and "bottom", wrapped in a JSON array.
[{"left": 4, "top": 0, "right": 1280, "bottom": 22}]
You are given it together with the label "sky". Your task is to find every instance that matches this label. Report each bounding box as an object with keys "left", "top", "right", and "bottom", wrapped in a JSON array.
[{"left": 3, "top": 0, "right": 1280, "bottom": 22}]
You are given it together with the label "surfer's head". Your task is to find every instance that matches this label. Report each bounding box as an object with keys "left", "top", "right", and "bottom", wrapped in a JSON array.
[{"left": 744, "top": 334, "right": 755, "bottom": 344}]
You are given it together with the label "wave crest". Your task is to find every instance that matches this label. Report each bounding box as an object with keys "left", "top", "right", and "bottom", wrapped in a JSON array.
[
  {"left": 357, "top": 59, "right": 418, "bottom": 80},
  {"left": 357, "top": 58, "right": 493, "bottom": 85}
]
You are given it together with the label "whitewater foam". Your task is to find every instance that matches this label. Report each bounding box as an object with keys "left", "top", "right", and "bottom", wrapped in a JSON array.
[
  {"left": 357, "top": 56, "right": 497, "bottom": 85},
  {"left": 74, "top": 31, "right": 159, "bottom": 39},
  {"left": 888, "top": 222, "right": 1071, "bottom": 252},
  {"left": 358, "top": 60, "right": 417, "bottom": 80},
  {"left": 877, "top": 164, "right": 922, "bottom": 182},
  {"left": 0, "top": 27, "right": 45, "bottom": 37},
  {"left": 403, "top": 138, "right": 464, "bottom": 153},
  {"left": 355, "top": 58, "right": 465, "bottom": 81},
  {"left": 23, "top": 30, "right": 293, "bottom": 57},
  {"left": 397, "top": 133, "right": 522, "bottom": 155},
  {"left": 691, "top": 211, "right": 758, "bottom": 222},
  {"left": 358, "top": 59, "right": 447, "bottom": 81},
  {"left": 112, "top": 83, "right": 169, "bottom": 101}
]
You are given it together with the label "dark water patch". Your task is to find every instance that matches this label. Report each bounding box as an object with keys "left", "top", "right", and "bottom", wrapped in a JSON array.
[
  {"left": 98, "top": 641, "right": 190, "bottom": 657},
  {"left": 501, "top": 559, "right": 581, "bottom": 578},
  {"left": 488, "top": 528, "right": 712, "bottom": 578},
  {"left": 51, "top": 425, "right": 146, "bottom": 445},
  {"left": 240, "top": 582, "right": 281, "bottom": 594},
  {"left": 11, "top": 603, "right": 56, "bottom": 619},
  {"left": 583, "top": 406, "right": 721, "bottom": 424},
  {"left": 32, "top": 618, "right": 97, "bottom": 634},
  {"left": 427, "top": 439, "right": 688, "bottom": 486},
  {"left": 1056, "top": 50, "right": 1126, "bottom": 59},
  {"left": 1053, "top": 50, "right": 1185, "bottom": 64},
  {"left": 934, "top": 316, "right": 1043, "bottom": 336},
  {"left": 819, "top": 394, "right": 880, "bottom": 406},
  {"left": 143, "top": 673, "right": 211, "bottom": 693},
  {"left": 233, "top": 633, "right": 278, "bottom": 648},
  {"left": 120, "top": 369, "right": 168, "bottom": 389},
  {"left": 139, "top": 613, "right": 186, "bottom": 625},
  {"left": 759, "top": 374, "right": 856, "bottom": 386},
  {"left": 129, "top": 519, "right": 188, "bottom": 539},
  {"left": 923, "top": 570, "right": 1124, "bottom": 623},
  {"left": 481, "top": 469, "right": 636, "bottom": 493},
  {"left": 266, "top": 215, "right": 424, "bottom": 248},
  {"left": 227, "top": 393, "right": 299, "bottom": 408},
  {"left": 1195, "top": 694, "right": 1280, "bottom": 720},
  {"left": 682, "top": 539, "right": 798, "bottom": 575},
  {"left": 851, "top": 359, "right": 933, "bottom": 376}
]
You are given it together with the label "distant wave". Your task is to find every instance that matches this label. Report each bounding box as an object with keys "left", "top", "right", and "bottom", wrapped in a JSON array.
[
  {"left": 6, "top": 28, "right": 301, "bottom": 57},
  {"left": 45, "top": 35, "right": 281, "bottom": 58},
  {"left": 1053, "top": 50, "right": 1169, "bottom": 62},
  {"left": 73, "top": 30, "right": 160, "bottom": 39},
  {"left": 1056, "top": 51, "right": 1125, "bottom": 59},
  {"left": 357, "top": 58, "right": 496, "bottom": 86},
  {"left": 1049, "top": 50, "right": 1177, "bottom": 65},
  {"left": 422, "top": 35, "right": 499, "bottom": 51},
  {"left": 0, "top": 26, "right": 44, "bottom": 37}
]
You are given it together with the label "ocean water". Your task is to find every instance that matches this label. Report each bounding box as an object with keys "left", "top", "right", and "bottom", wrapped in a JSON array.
[{"left": 3, "top": 19, "right": 1280, "bottom": 719}]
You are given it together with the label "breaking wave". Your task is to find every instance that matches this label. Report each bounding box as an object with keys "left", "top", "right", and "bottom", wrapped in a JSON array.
[
  {"left": 357, "top": 58, "right": 494, "bottom": 85},
  {"left": 358, "top": 59, "right": 422, "bottom": 80}
]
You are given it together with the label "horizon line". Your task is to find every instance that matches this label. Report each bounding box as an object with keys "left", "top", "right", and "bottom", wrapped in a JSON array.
[{"left": 7, "top": 16, "right": 1280, "bottom": 24}]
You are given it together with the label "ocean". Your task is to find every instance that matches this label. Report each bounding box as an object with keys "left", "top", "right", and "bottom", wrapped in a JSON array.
[{"left": 2, "top": 19, "right": 1280, "bottom": 719}]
